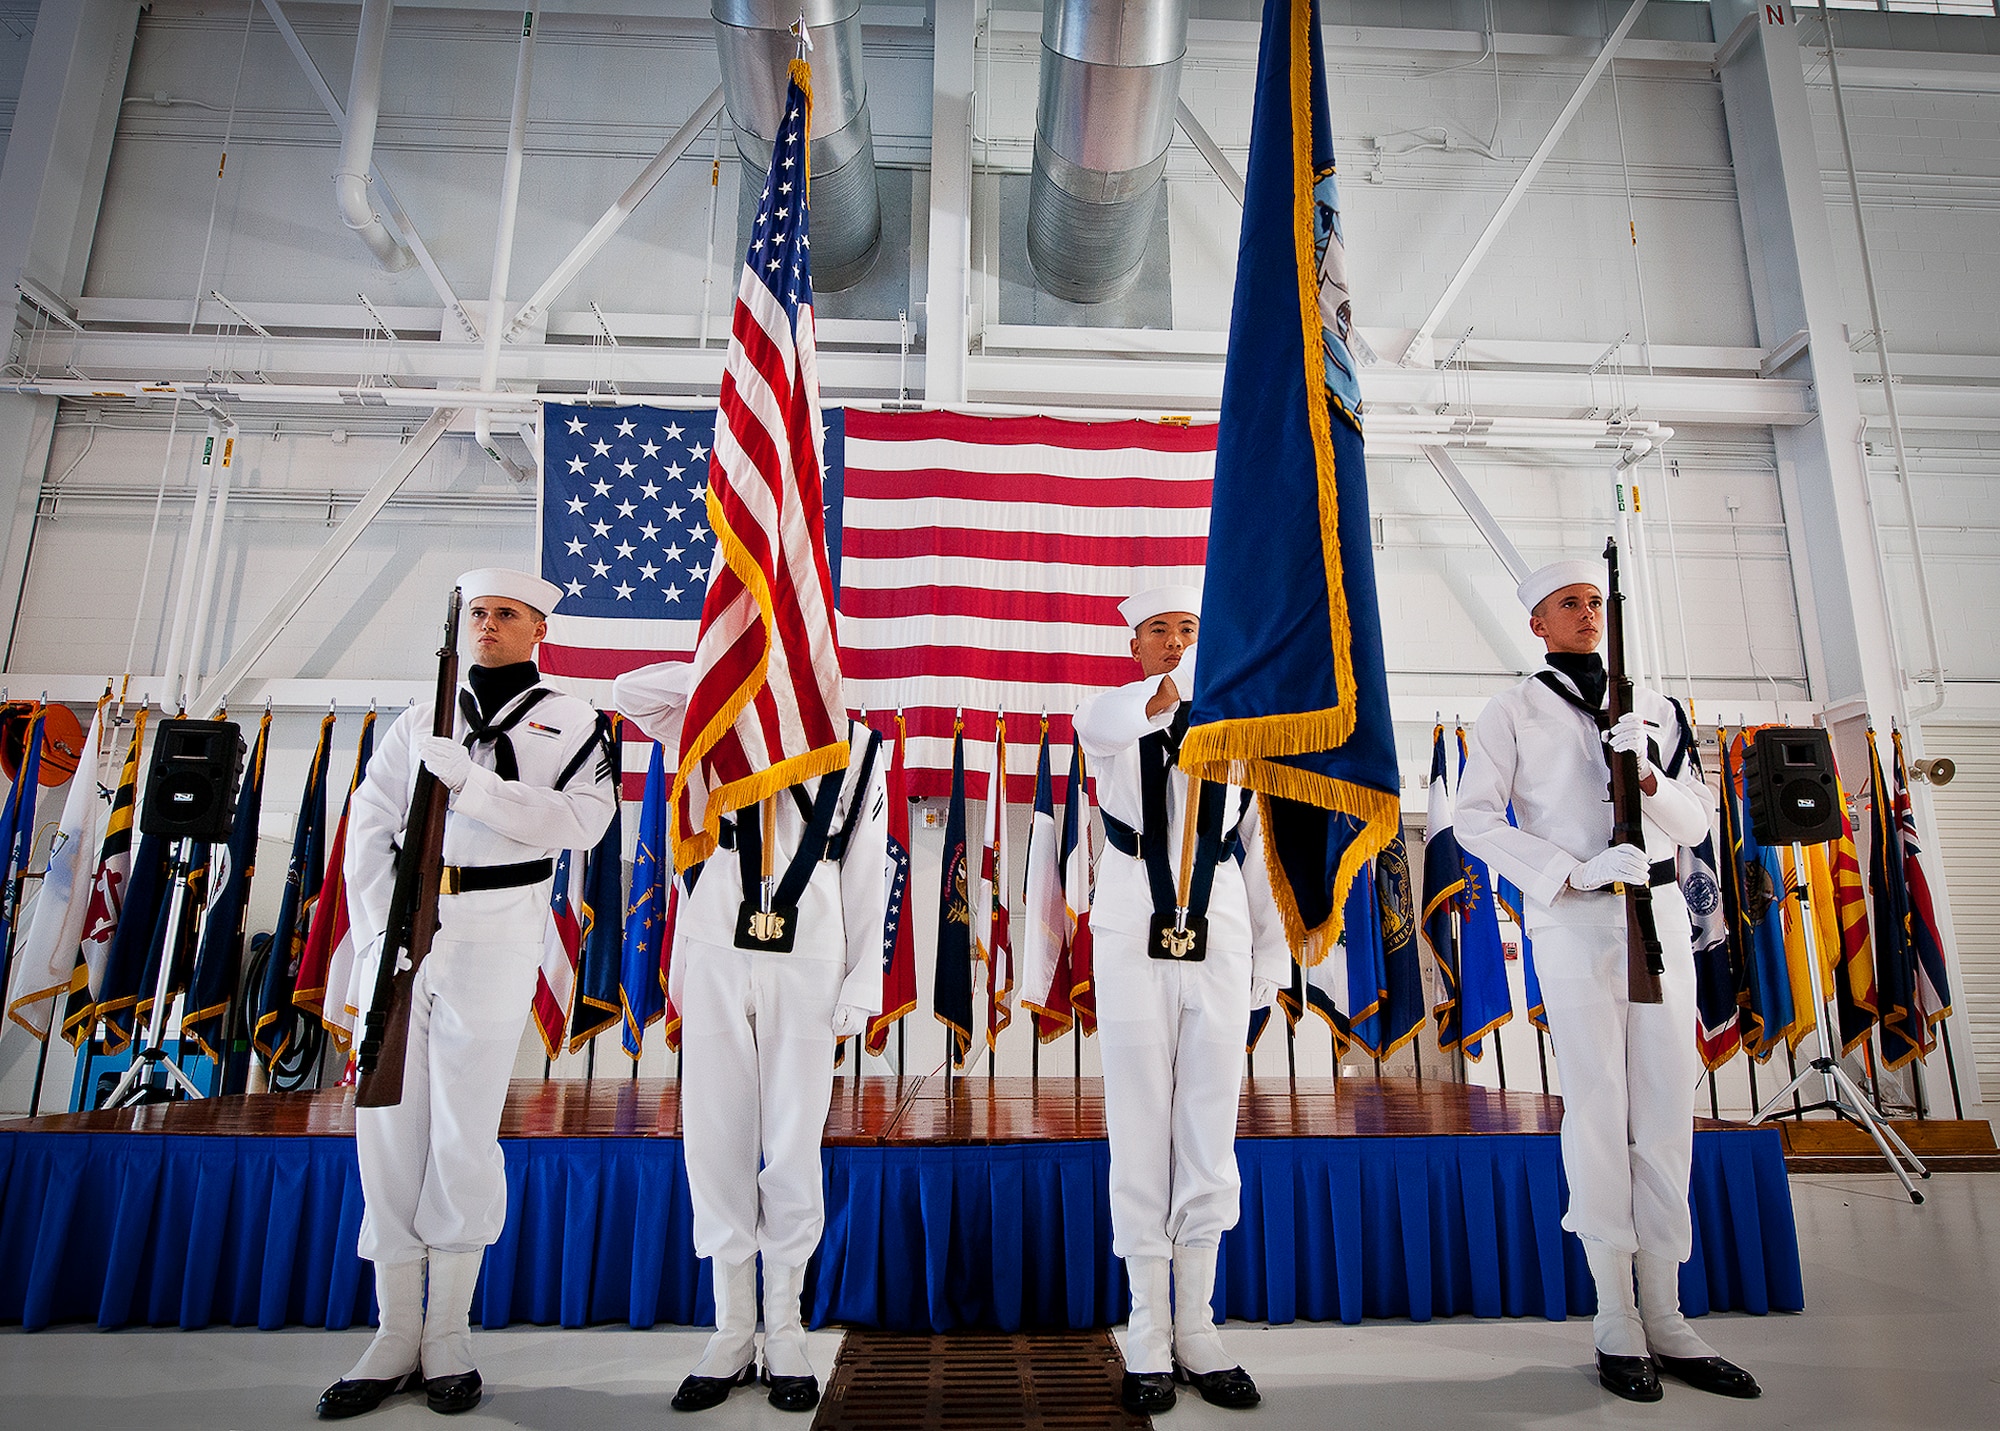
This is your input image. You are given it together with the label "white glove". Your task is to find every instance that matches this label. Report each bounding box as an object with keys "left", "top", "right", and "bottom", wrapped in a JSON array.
[
  {"left": 831, "top": 1004, "right": 869, "bottom": 1039},
  {"left": 418, "top": 736, "right": 473, "bottom": 793},
  {"left": 1249, "top": 977, "right": 1279, "bottom": 1011},
  {"left": 1605, "top": 711, "right": 1656, "bottom": 759},
  {"left": 1568, "top": 844, "right": 1651, "bottom": 892}
]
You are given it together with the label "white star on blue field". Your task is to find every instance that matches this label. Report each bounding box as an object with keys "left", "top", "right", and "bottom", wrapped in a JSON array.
[{"left": 539, "top": 404, "right": 846, "bottom": 619}]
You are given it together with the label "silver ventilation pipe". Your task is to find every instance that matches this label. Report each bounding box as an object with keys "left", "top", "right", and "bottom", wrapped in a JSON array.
[
  {"left": 332, "top": 0, "right": 416, "bottom": 272},
  {"left": 713, "top": 0, "right": 881, "bottom": 292},
  {"left": 1029, "top": 0, "right": 1187, "bottom": 303}
]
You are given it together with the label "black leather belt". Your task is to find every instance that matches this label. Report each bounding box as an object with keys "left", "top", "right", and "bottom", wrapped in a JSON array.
[
  {"left": 439, "top": 858, "right": 553, "bottom": 895},
  {"left": 1099, "top": 811, "right": 1241, "bottom": 863},
  {"left": 1650, "top": 859, "right": 1677, "bottom": 888}
]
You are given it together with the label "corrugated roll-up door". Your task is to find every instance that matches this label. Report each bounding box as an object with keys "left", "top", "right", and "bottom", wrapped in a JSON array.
[{"left": 1925, "top": 723, "right": 2000, "bottom": 1094}]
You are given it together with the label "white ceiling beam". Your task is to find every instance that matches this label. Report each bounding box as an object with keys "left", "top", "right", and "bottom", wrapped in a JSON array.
[
  {"left": 1404, "top": 0, "right": 1654, "bottom": 363},
  {"left": 194, "top": 406, "right": 458, "bottom": 714}
]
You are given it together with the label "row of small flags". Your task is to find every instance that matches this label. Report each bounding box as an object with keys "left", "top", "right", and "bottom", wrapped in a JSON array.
[
  {"left": 1695, "top": 723, "right": 1952, "bottom": 1073},
  {"left": 0, "top": 702, "right": 379, "bottom": 1075},
  {"left": 605, "top": 714, "right": 1102, "bottom": 1071},
  {"left": 0, "top": 694, "right": 1956, "bottom": 1090},
  {"left": 1386, "top": 714, "right": 1954, "bottom": 1078}
]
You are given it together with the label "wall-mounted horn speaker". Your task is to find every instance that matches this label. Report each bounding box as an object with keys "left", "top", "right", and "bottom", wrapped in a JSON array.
[
  {"left": 140, "top": 719, "right": 244, "bottom": 843},
  {"left": 1741, "top": 726, "right": 1844, "bottom": 847}
]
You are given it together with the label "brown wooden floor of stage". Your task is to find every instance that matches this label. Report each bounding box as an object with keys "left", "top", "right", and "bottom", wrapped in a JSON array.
[{"left": 2, "top": 1073, "right": 1650, "bottom": 1143}]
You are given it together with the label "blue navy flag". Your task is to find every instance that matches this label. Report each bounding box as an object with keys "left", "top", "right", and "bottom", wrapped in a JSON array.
[
  {"left": 1183, "top": 0, "right": 1399, "bottom": 966},
  {"left": 620, "top": 741, "right": 670, "bottom": 1057},
  {"left": 537, "top": 401, "right": 844, "bottom": 688},
  {"left": 570, "top": 728, "right": 628, "bottom": 1050},
  {"left": 1451, "top": 728, "right": 1513, "bottom": 1058},
  {"left": 1422, "top": 727, "right": 1467, "bottom": 1048},
  {"left": 934, "top": 723, "right": 974, "bottom": 1068}
]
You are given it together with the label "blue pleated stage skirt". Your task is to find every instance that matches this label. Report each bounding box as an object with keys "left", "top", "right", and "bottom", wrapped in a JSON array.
[{"left": 0, "top": 1126, "right": 1800, "bottom": 1332}]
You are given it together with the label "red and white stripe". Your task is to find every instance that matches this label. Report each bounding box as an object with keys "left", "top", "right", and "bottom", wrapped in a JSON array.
[
  {"left": 671, "top": 252, "right": 847, "bottom": 861},
  {"left": 839, "top": 411, "right": 1215, "bottom": 799}
]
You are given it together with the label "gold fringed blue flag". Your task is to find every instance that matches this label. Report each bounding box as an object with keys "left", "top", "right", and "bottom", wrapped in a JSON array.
[{"left": 1183, "top": 0, "right": 1400, "bottom": 964}]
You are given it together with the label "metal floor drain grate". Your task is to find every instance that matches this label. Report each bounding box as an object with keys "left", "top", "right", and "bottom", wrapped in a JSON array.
[{"left": 813, "top": 1328, "right": 1149, "bottom": 1431}]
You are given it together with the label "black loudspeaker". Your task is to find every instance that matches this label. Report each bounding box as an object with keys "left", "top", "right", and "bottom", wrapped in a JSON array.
[
  {"left": 140, "top": 719, "right": 244, "bottom": 842},
  {"left": 1741, "top": 726, "right": 1844, "bottom": 847}
]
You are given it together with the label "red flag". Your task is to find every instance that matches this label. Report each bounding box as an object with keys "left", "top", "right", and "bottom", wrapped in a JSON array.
[
  {"left": 661, "top": 880, "right": 684, "bottom": 1054},
  {"left": 670, "top": 62, "right": 847, "bottom": 868},
  {"left": 1021, "top": 721, "right": 1074, "bottom": 1041},
  {"left": 1063, "top": 737, "right": 1098, "bottom": 1038},
  {"left": 533, "top": 850, "right": 584, "bottom": 1060},
  {"left": 295, "top": 710, "right": 375, "bottom": 1051},
  {"left": 865, "top": 715, "right": 917, "bottom": 1056},
  {"left": 980, "top": 719, "right": 1013, "bottom": 1049}
]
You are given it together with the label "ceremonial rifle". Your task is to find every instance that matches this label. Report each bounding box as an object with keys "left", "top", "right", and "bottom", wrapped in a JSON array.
[
  {"left": 356, "top": 587, "right": 460, "bottom": 1106},
  {"left": 1603, "top": 538, "right": 1665, "bottom": 1005}
]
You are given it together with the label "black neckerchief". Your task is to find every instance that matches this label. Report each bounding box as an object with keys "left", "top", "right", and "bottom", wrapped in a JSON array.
[
  {"left": 1546, "top": 651, "right": 1607, "bottom": 710},
  {"left": 467, "top": 661, "right": 539, "bottom": 720},
  {"left": 456, "top": 678, "right": 555, "bottom": 782},
  {"left": 1137, "top": 702, "right": 1226, "bottom": 920}
]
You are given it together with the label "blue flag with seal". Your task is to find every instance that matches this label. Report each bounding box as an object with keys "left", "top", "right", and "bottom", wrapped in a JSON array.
[
  {"left": 1183, "top": 0, "right": 1400, "bottom": 967},
  {"left": 1452, "top": 727, "right": 1513, "bottom": 1058},
  {"left": 621, "top": 741, "right": 669, "bottom": 1057}
]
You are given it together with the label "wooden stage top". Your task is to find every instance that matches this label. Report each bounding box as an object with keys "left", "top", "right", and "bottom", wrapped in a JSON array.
[{"left": 0, "top": 1074, "right": 1671, "bottom": 1145}]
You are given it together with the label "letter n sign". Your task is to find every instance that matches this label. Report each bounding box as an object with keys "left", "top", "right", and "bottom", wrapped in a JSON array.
[{"left": 1765, "top": 4, "right": 1788, "bottom": 22}]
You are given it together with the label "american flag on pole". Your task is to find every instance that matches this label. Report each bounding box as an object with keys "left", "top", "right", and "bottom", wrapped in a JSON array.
[
  {"left": 837, "top": 411, "right": 1214, "bottom": 800},
  {"left": 669, "top": 58, "right": 849, "bottom": 866}
]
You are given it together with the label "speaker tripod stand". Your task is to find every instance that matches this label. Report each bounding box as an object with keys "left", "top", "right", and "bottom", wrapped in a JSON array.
[
  {"left": 105, "top": 837, "right": 208, "bottom": 1108},
  {"left": 1751, "top": 838, "right": 1928, "bottom": 1203}
]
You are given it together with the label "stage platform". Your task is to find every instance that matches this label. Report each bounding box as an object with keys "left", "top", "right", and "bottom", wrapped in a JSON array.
[{"left": 0, "top": 1076, "right": 1803, "bottom": 1335}]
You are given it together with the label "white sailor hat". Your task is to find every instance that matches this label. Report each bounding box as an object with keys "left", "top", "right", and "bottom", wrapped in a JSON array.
[
  {"left": 1516, "top": 559, "right": 1605, "bottom": 614},
  {"left": 1118, "top": 584, "right": 1203, "bottom": 630},
  {"left": 457, "top": 566, "right": 564, "bottom": 616}
]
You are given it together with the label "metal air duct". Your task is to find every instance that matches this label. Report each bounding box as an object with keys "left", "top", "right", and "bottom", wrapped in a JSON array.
[
  {"left": 332, "top": 0, "right": 416, "bottom": 272},
  {"left": 713, "top": 0, "right": 881, "bottom": 292},
  {"left": 1029, "top": 0, "right": 1187, "bottom": 304}
]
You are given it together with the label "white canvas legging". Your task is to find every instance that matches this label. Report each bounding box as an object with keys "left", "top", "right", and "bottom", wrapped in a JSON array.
[
  {"left": 1533, "top": 885, "right": 1699, "bottom": 1259},
  {"left": 1094, "top": 928, "right": 1254, "bottom": 1261}
]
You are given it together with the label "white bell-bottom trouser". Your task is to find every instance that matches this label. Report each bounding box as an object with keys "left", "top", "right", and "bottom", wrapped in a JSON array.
[
  {"left": 1094, "top": 927, "right": 1253, "bottom": 1262},
  {"left": 355, "top": 928, "right": 541, "bottom": 1261},
  {"left": 1535, "top": 886, "right": 1698, "bottom": 1260},
  {"left": 679, "top": 938, "right": 843, "bottom": 1269}
]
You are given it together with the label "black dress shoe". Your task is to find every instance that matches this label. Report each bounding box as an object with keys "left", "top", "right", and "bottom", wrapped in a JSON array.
[
  {"left": 1121, "top": 1371, "right": 1177, "bottom": 1415},
  {"left": 1596, "top": 1352, "right": 1663, "bottom": 1403},
  {"left": 316, "top": 1370, "right": 420, "bottom": 1420},
  {"left": 1655, "top": 1354, "right": 1762, "bottom": 1399},
  {"left": 671, "top": 1363, "right": 757, "bottom": 1413},
  {"left": 424, "top": 1370, "right": 482, "bottom": 1415},
  {"left": 1173, "top": 1363, "right": 1261, "bottom": 1409},
  {"left": 761, "top": 1369, "right": 821, "bottom": 1413}
]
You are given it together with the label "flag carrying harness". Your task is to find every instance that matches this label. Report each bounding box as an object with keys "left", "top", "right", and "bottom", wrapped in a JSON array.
[{"left": 720, "top": 727, "right": 882, "bottom": 952}]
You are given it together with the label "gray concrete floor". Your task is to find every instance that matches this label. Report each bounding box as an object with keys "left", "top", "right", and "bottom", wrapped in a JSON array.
[{"left": 1, "top": 1174, "right": 1994, "bottom": 1430}]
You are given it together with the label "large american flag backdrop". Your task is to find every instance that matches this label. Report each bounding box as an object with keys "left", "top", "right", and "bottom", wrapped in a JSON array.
[{"left": 539, "top": 405, "right": 1214, "bottom": 801}]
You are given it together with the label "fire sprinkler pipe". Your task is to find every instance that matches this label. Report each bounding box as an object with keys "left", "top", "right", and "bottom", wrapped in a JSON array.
[
  {"left": 333, "top": 0, "right": 417, "bottom": 272},
  {"left": 162, "top": 420, "right": 227, "bottom": 712},
  {"left": 184, "top": 424, "right": 239, "bottom": 708},
  {"left": 476, "top": 13, "right": 538, "bottom": 483}
]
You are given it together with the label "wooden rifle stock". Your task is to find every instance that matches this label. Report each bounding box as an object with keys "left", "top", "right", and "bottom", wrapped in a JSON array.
[
  {"left": 356, "top": 588, "right": 461, "bottom": 1106},
  {"left": 1603, "top": 538, "right": 1665, "bottom": 1006}
]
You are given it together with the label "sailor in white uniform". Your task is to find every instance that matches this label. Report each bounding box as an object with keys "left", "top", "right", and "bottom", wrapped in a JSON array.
[
  {"left": 613, "top": 661, "right": 886, "bottom": 1416},
  {"left": 1073, "top": 585, "right": 1287, "bottom": 1417},
  {"left": 1455, "top": 558, "right": 1760, "bottom": 1404},
  {"left": 319, "top": 568, "right": 617, "bottom": 1420}
]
